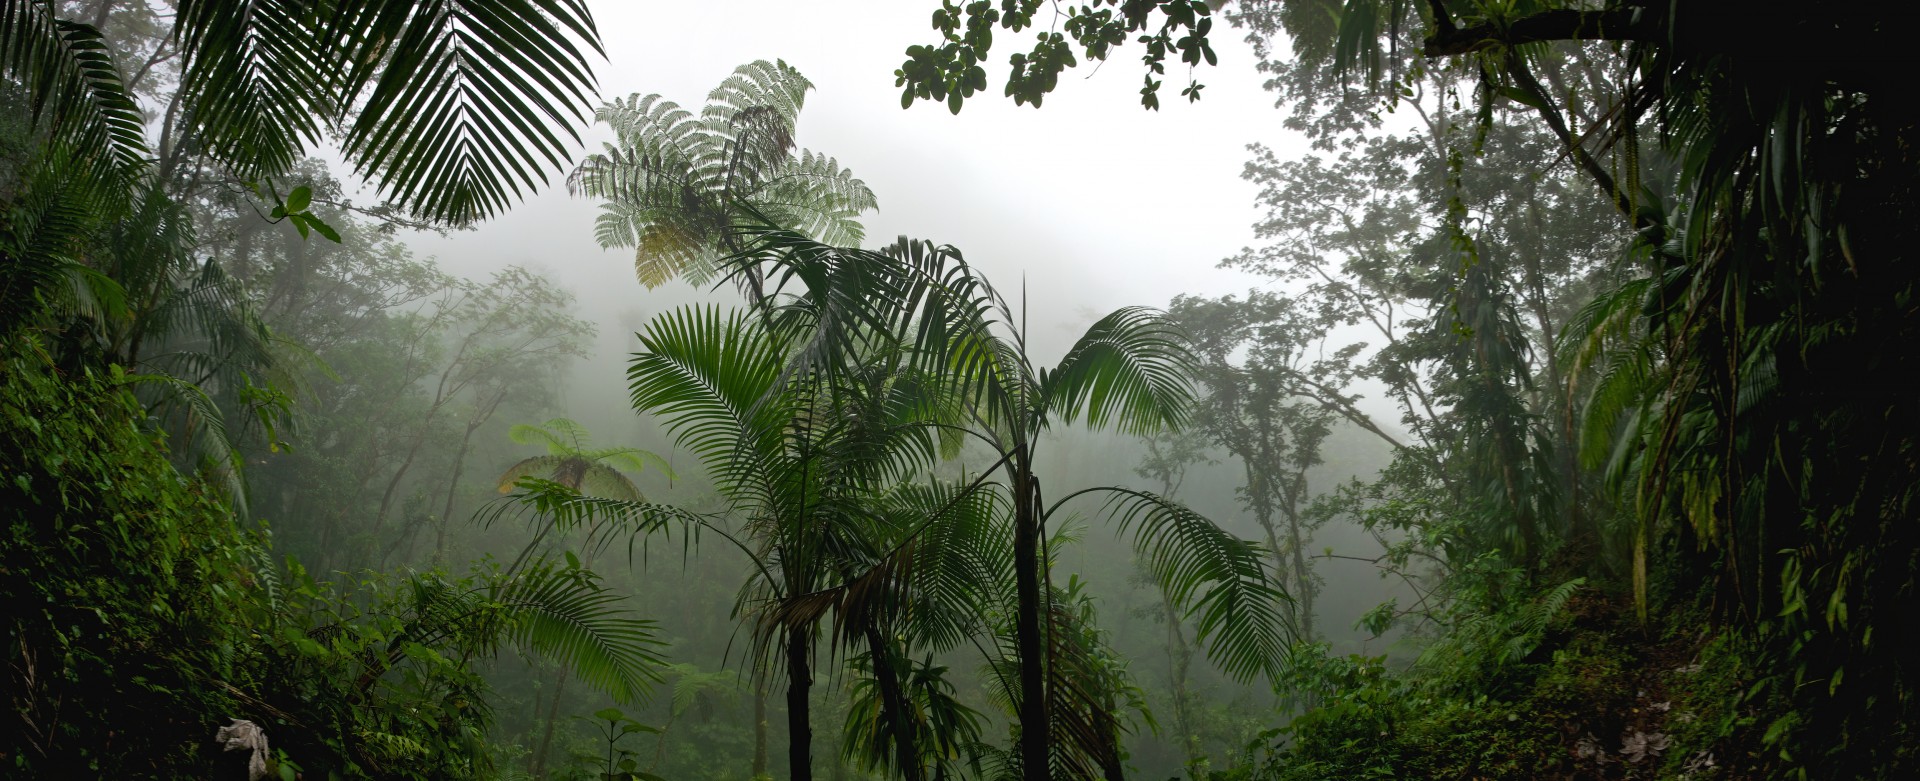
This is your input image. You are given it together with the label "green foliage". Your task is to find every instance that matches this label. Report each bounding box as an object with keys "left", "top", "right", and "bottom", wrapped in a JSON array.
[
  {"left": 3, "top": 0, "right": 607, "bottom": 224},
  {"left": 571, "top": 61, "right": 877, "bottom": 289},
  {"left": 1226, "top": 582, "right": 1661, "bottom": 780},
  {"left": 2, "top": 335, "right": 255, "bottom": 777},
  {"left": 896, "top": 0, "right": 1220, "bottom": 112}
]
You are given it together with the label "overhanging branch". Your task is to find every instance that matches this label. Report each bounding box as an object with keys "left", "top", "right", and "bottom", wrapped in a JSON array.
[{"left": 1423, "top": 8, "right": 1660, "bottom": 57}]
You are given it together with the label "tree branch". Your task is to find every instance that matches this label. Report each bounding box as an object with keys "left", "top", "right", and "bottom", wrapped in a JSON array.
[{"left": 1423, "top": 8, "right": 1660, "bottom": 57}]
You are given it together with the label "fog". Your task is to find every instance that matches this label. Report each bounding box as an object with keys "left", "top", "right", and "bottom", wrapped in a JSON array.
[{"left": 355, "top": 5, "right": 1413, "bottom": 774}]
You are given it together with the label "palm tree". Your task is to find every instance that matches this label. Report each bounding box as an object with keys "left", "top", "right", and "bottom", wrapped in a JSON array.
[
  {"left": 511, "top": 225, "right": 1292, "bottom": 780},
  {"left": 568, "top": 60, "right": 877, "bottom": 294},
  {"left": 621, "top": 301, "right": 956, "bottom": 781},
  {"left": 728, "top": 230, "right": 1293, "bottom": 781},
  {"left": 494, "top": 416, "right": 668, "bottom": 778}
]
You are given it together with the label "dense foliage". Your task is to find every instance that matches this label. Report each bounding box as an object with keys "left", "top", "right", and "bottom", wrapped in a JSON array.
[{"left": 5, "top": 0, "right": 1916, "bottom": 779}]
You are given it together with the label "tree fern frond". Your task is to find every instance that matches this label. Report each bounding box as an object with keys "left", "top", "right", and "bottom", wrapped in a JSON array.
[{"left": 498, "top": 455, "right": 568, "bottom": 493}]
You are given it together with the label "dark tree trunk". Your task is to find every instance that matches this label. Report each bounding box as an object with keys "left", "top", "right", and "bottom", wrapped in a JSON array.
[
  {"left": 786, "top": 627, "right": 813, "bottom": 781},
  {"left": 864, "top": 625, "right": 925, "bottom": 781},
  {"left": 529, "top": 673, "right": 567, "bottom": 778},
  {"left": 1012, "top": 462, "right": 1050, "bottom": 781}
]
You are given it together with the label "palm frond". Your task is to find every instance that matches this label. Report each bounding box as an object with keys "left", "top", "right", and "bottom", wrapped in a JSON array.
[
  {"left": 1040, "top": 306, "right": 1197, "bottom": 436},
  {"left": 328, "top": 0, "right": 603, "bottom": 224},
  {"left": 0, "top": 150, "right": 123, "bottom": 334},
  {"left": 494, "top": 561, "right": 664, "bottom": 704},
  {"left": 1090, "top": 487, "right": 1293, "bottom": 682},
  {"left": 628, "top": 304, "right": 790, "bottom": 486},
  {"left": 0, "top": 4, "right": 146, "bottom": 178}
]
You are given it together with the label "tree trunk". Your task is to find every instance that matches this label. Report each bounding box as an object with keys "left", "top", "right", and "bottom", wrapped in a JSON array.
[
  {"left": 434, "top": 420, "right": 480, "bottom": 563},
  {"left": 785, "top": 627, "right": 814, "bottom": 781},
  {"left": 1013, "top": 465, "right": 1050, "bottom": 781},
  {"left": 1282, "top": 492, "right": 1316, "bottom": 644},
  {"left": 864, "top": 625, "right": 925, "bottom": 781},
  {"left": 529, "top": 672, "right": 568, "bottom": 778},
  {"left": 752, "top": 681, "right": 769, "bottom": 778},
  {"left": 1160, "top": 592, "right": 1202, "bottom": 775}
]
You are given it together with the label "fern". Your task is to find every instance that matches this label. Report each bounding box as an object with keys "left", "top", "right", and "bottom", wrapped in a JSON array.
[{"left": 570, "top": 61, "right": 876, "bottom": 289}]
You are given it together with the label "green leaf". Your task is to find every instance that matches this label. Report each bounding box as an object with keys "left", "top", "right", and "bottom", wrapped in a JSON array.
[
  {"left": 594, "top": 707, "right": 624, "bottom": 721},
  {"left": 305, "top": 213, "right": 342, "bottom": 243},
  {"left": 1497, "top": 85, "right": 1550, "bottom": 112},
  {"left": 284, "top": 185, "right": 311, "bottom": 213}
]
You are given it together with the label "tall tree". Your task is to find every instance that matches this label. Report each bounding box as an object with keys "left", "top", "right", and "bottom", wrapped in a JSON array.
[{"left": 735, "top": 230, "right": 1293, "bottom": 781}]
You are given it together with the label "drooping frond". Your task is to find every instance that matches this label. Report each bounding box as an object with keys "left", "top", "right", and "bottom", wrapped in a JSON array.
[
  {"left": 327, "top": 0, "right": 603, "bottom": 224},
  {"left": 1040, "top": 306, "right": 1198, "bottom": 436},
  {"left": 493, "top": 561, "right": 664, "bottom": 704},
  {"left": 169, "top": 0, "right": 327, "bottom": 183},
  {"left": 0, "top": 151, "right": 124, "bottom": 335},
  {"left": 487, "top": 479, "right": 747, "bottom": 568},
  {"left": 585, "top": 447, "right": 677, "bottom": 482},
  {"left": 1091, "top": 487, "right": 1293, "bottom": 682},
  {"left": 577, "top": 463, "right": 644, "bottom": 503},
  {"left": 117, "top": 369, "right": 246, "bottom": 511},
  {"left": 0, "top": 4, "right": 146, "bottom": 178},
  {"left": 498, "top": 455, "right": 568, "bottom": 493}
]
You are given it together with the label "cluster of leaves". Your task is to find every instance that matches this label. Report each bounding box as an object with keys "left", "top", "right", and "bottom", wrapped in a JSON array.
[
  {"left": 896, "top": 0, "right": 1221, "bottom": 111},
  {"left": 242, "top": 554, "right": 663, "bottom": 780},
  {"left": 2, "top": 332, "right": 665, "bottom": 779},
  {"left": 2, "top": 335, "right": 256, "bottom": 777},
  {"left": 1220, "top": 581, "right": 1680, "bottom": 780}
]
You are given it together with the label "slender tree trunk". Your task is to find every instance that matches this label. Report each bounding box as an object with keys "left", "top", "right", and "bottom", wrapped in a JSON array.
[
  {"left": 1160, "top": 592, "right": 1202, "bottom": 776},
  {"left": 1281, "top": 490, "right": 1316, "bottom": 644},
  {"left": 752, "top": 681, "right": 770, "bottom": 778},
  {"left": 864, "top": 625, "right": 925, "bottom": 781},
  {"left": 1012, "top": 462, "right": 1050, "bottom": 781},
  {"left": 530, "top": 673, "right": 568, "bottom": 778},
  {"left": 786, "top": 627, "right": 814, "bottom": 781},
  {"left": 433, "top": 421, "right": 479, "bottom": 563}
]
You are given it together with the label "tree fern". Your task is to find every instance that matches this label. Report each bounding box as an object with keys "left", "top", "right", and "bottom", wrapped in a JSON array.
[{"left": 570, "top": 61, "right": 876, "bottom": 290}]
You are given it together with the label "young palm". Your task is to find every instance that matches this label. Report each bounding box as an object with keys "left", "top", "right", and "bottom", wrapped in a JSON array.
[
  {"left": 495, "top": 416, "right": 670, "bottom": 776},
  {"left": 622, "top": 303, "right": 946, "bottom": 781},
  {"left": 568, "top": 60, "right": 877, "bottom": 294}
]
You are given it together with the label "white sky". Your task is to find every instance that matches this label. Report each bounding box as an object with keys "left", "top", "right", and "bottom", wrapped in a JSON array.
[{"left": 393, "top": 0, "right": 1308, "bottom": 365}]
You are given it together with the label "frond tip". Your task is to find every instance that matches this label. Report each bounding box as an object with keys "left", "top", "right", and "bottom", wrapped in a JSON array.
[
  {"left": 496, "top": 561, "right": 666, "bottom": 704},
  {"left": 1090, "top": 487, "right": 1294, "bottom": 682}
]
